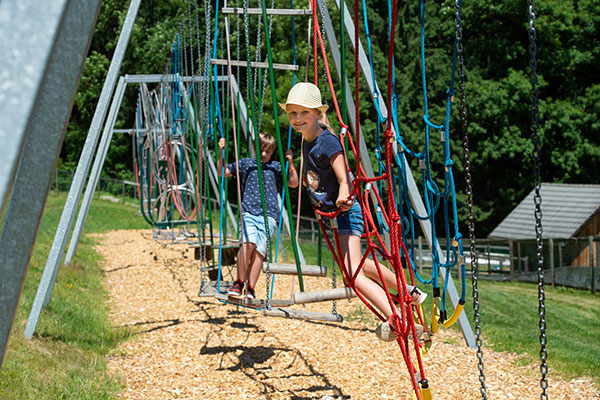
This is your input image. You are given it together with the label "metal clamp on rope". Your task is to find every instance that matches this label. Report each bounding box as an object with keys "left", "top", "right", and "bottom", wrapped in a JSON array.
[
  {"left": 340, "top": 126, "right": 347, "bottom": 137},
  {"left": 330, "top": 218, "right": 338, "bottom": 229},
  {"left": 440, "top": 129, "right": 446, "bottom": 142},
  {"left": 365, "top": 182, "right": 372, "bottom": 192},
  {"left": 419, "top": 159, "right": 426, "bottom": 170}
]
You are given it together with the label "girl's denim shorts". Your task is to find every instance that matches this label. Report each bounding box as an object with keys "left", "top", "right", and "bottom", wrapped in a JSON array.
[{"left": 332, "top": 201, "right": 364, "bottom": 237}]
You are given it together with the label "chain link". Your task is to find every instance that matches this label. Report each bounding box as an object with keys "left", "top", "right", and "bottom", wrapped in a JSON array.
[
  {"left": 198, "top": 0, "right": 212, "bottom": 293},
  {"left": 257, "top": 0, "right": 276, "bottom": 132},
  {"left": 454, "top": 1, "right": 487, "bottom": 398},
  {"left": 331, "top": 257, "right": 337, "bottom": 315},
  {"left": 527, "top": 2, "right": 549, "bottom": 398}
]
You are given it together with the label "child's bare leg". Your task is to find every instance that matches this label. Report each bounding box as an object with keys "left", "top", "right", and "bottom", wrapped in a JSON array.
[
  {"left": 247, "top": 249, "right": 264, "bottom": 288},
  {"left": 236, "top": 242, "right": 255, "bottom": 282},
  {"left": 340, "top": 234, "right": 397, "bottom": 319},
  {"left": 362, "top": 258, "right": 416, "bottom": 296}
]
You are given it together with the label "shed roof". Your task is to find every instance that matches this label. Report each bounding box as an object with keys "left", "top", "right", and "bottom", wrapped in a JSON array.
[{"left": 488, "top": 183, "right": 600, "bottom": 239}]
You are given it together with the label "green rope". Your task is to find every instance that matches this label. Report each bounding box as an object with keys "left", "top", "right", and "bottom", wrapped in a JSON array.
[{"left": 260, "top": 0, "right": 304, "bottom": 291}]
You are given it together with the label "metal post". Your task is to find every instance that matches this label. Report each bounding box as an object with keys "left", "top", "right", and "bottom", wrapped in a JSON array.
[
  {"left": 548, "top": 238, "right": 554, "bottom": 288},
  {"left": 55, "top": 169, "right": 59, "bottom": 192},
  {"left": 509, "top": 239, "right": 515, "bottom": 281},
  {"left": 0, "top": 0, "right": 101, "bottom": 368},
  {"left": 64, "top": 77, "right": 126, "bottom": 265},
  {"left": 0, "top": 1, "right": 67, "bottom": 216},
  {"left": 25, "top": 0, "right": 142, "bottom": 339},
  {"left": 487, "top": 242, "right": 491, "bottom": 274},
  {"left": 558, "top": 242, "right": 563, "bottom": 268},
  {"left": 590, "top": 236, "right": 595, "bottom": 294}
]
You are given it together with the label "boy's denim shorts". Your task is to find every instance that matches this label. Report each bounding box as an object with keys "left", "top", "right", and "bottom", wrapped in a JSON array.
[
  {"left": 241, "top": 213, "right": 277, "bottom": 257},
  {"left": 332, "top": 201, "right": 364, "bottom": 237}
]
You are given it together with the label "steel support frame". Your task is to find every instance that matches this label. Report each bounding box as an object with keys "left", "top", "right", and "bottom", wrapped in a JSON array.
[
  {"left": 0, "top": 0, "right": 102, "bottom": 369},
  {"left": 24, "top": 0, "right": 143, "bottom": 339}
]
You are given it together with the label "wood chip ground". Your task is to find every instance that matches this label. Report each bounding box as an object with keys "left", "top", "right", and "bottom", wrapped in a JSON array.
[{"left": 96, "top": 230, "right": 599, "bottom": 399}]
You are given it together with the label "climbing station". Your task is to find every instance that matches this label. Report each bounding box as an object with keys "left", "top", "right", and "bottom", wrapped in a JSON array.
[{"left": 127, "top": 1, "right": 482, "bottom": 398}]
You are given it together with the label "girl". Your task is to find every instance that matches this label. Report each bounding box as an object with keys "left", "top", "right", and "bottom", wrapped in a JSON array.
[{"left": 279, "top": 82, "right": 425, "bottom": 341}]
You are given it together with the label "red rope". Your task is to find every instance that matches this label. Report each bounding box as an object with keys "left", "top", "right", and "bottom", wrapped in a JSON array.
[{"left": 305, "top": 2, "right": 429, "bottom": 396}]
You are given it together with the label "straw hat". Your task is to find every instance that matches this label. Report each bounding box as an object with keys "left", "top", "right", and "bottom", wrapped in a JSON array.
[{"left": 278, "top": 82, "right": 329, "bottom": 113}]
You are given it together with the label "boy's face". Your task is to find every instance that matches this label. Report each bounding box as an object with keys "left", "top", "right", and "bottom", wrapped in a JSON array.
[
  {"left": 286, "top": 104, "right": 321, "bottom": 135},
  {"left": 260, "top": 145, "right": 275, "bottom": 163}
]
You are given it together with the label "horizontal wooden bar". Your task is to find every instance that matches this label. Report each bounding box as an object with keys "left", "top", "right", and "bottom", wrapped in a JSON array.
[
  {"left": 222, "top": 7, "right": 311, "bottom": 16},
  {"left": 215, "top": 293, "right": 294, "bottom": 308},
  {"left": 293, "top": 287, "right": 356, "bottom": 304},
  {"left": 211, "top": 58, "right": 299, "bottom": 71},
  {"left": 263, "top": 263, "right": 327, "bottom": 277},
  {"left": 262, "top": 307, "right": 343, "bottom": 322}
]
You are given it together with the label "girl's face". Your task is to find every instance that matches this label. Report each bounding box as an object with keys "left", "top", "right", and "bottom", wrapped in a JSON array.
[{"left": 286, "top": 104, "right": 322, "bottom": 138}]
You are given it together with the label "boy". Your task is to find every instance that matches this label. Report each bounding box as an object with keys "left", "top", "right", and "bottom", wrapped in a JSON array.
[{"left": 217, "top": 133, "right": 298, "bottom": 299}]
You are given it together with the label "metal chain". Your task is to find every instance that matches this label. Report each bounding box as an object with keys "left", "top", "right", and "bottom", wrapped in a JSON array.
[
  {"left": 243, "top": 0, "right": 251, "bottom": 102},
  {"left": 187, "top": 0, "right": 195, "bottom": 78},
  {"left": 317, "top": 0, "right": 328, "bottom": 99},
  {"left": 252, "top": 3, "right": 264, "bottom": 110},
  {"left": 257, "top": 0, "right": 276, "bottom": 132},
  {"left": 528, "top": 2, "right": 549, "bottom": 399},
  {"left": 181, "top": 19, "right": 189, "bottom": 83},
  {"left": 265, "top": 261, "right": 272, "bottom": 310},
  {"left": 236, "top": 0, "right": 240, "bottom": 80},
  {"left": 454, "top": 1, "right": 486, "bottom": 398},
  {"left": 331, "top": 257, "right": 337, "bottom": 315},
  {"left": 198, "top": 0, "right": 212, "bottom": 292}
]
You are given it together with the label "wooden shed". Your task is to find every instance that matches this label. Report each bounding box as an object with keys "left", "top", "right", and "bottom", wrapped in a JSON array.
[{"left": 489, "top": 183, "right": 600, "bottom": 277}]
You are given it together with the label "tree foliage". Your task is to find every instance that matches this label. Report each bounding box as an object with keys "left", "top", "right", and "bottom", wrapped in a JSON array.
[{"left": 64, "top": 0, "right": 600, "bottom": 235}]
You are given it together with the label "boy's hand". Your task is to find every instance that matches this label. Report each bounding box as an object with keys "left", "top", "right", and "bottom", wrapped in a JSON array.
[
  {"left": 218, "top": 138, "right": 226, "bottom": 150},
  {"left": 285, "top": 149, "right": 293, "bottom": 162}
]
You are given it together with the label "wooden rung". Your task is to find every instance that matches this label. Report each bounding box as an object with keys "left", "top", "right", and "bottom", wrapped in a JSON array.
[
  {"left": 222, "top": 7, "right": 312, "bottom": 16},
  {"left": 262, "top": 263, "right": 327, "bottom": 277},
  {"left": 262, "top": 307, "right": 343, "bottom": 322},
  {"left": 214, "top": 293, "right": 294, "bottom": 308},
  {"left": 210, "top": 58, "right": 299, "bottom": 71},
  {"left": 293, "top": 288, "right": 356, "bottom": 304},
  {"left": 188, "top": 242, "right": 239, "bottom": 249}
]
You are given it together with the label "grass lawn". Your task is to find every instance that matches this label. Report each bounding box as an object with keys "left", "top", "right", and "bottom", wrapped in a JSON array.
[
  {"left": 0, "top": 191, "right": 148, "bottom": 399},
  {"left": 462, "top": 279, "right": 600, "bottom": 385}
]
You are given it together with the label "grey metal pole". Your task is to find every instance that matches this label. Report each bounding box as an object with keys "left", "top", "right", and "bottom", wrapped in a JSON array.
[
  {"left": 64, "top": 78, "right": 127, "bottom": 265},
  {"left": 0, "top": 0, "right": 67, "bottom": 217},
  {"left": 324, "top": 0, "right": 476, "bottom": 348},
  {"left": 509, "top": 239, "right": 515, "bottom": 281},
  {"left": 0, "top": 0, "right": 101, "bottom": 369},
  {"left": 25, "top": 0, "right": 142, "bottom": 339}
]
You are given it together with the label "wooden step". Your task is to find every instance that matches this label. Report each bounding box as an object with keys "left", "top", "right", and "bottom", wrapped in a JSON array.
[
  {"left": 262, "top": 307, "right": 343, "bottom": 322},
  {"left": 293, "top": 288, "right": 356, "bottom": 304},
  {"left": 262, "top": 263, "right": 327, "bottom": 277},
  {"left": 198, "top": 280, "right": 234, "bottom": 297},
  {"left": 211, "top": 58, "right": 299, "bottom": 71},
  {"left": 222, "top": 7, "right": 311, "bottom": 16},
  {"left": 214, "top": 293, "right": 294, "bottom": 308}
]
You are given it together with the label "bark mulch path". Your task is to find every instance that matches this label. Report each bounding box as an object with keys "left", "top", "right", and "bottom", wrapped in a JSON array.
[{"left": 96, "top": 230, "right": 599, "bottom": 399}]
